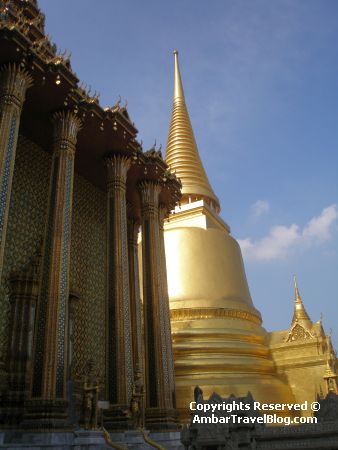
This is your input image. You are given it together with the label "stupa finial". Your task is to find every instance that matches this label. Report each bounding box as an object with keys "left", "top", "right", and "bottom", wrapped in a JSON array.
[
  {"left": 166, "top": 50, "right": 220, "bottom": 211},
  {"left": 291, "top": 275, "right": 312, "bottom": 328},
  {"left": 173, "top": 50, "right": 184, "bottom": 100},
  {"left": 294, "top": 275, "right": 301, "bottom": 302}
]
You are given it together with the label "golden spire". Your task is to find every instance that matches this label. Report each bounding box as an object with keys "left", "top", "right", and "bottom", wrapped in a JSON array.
[
  {"left": 166, "top": 50, "right": 220, "bottom": 211},
  {"left": 294, "top": 275, "right": 302, "bottom": 302},
  {"left": 291, "top": 275, "right": 312, "bottom": 328}
]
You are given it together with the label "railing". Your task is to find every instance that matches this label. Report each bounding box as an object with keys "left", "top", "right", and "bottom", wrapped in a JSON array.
[
  {"left": 141, "top": 429, "right": 166, "bottom": 450},
  {"left": 102, "top": 427, "right": 128, "bottom": 450},
  {"left": 102, "top": 426, "right": 166, "bottom": 450}
]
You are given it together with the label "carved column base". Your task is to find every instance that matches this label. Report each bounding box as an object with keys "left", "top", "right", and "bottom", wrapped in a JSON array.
[
  {"left": 0, "top": 361, "right": 7, "bottom": 390},
  {"left": 21, "top": 399, "right": 72, "bottom": 430},
  {"left": 0, "top": 362, "right": 10, "bottom": 426},
  {"left": 145, "top": 407, "right": 180, "bottom": 431},
  {"left": 103, "top": 405, "right": 131, "bottom": 431},
  {"left": 0, "top": 387, "right": 27, "bottom": 426}
]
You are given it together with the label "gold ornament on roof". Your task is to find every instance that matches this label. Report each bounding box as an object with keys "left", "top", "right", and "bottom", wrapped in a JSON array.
[{"left": 292, "top": 275, "right": 312, "bottom": 326}]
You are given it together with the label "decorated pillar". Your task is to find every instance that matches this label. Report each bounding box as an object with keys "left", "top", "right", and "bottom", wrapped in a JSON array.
[
  {"left": 139, "top": 181, "right": 178, "bottom": 430},
  {"left": 104, "top": 155, "right": 133, "bottom": 429},
  {"left": 158, "top": 204, "right": 176, "bottom": 408},
  {"left": 0, "top": 64, "right": 33, "bottom": 277},
  {"left": 127, "top": 216, "right": 143, "bottom": 375},
  {"left": 25, "top": 111, "right": 82, "bottom": 428}
]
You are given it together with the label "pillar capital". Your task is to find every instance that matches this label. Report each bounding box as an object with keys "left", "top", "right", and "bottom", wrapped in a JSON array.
[
  {"left": 105, "top": 154, "right": 131, "bottom": 193},
  {"left": 52, "top": 110, "right": 82, "bottom": 157},
  {"left": 0, "top": 64, "right": 33, "bottom": 111},
  {"left": 138, "top": 181, "right": 162, "bottom": 215}
]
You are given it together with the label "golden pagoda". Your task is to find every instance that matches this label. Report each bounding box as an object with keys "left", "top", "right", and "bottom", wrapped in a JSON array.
[
  {"left": 268, "top": 277, "right": 338, "bottom": 415},
  {"left": 164, "top": 51, "right": 295, "bottom": 418}
]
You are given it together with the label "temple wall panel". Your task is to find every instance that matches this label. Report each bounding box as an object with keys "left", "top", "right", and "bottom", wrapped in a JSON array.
[
  {"left": 0, "top": 135, "right": 50, "bottom": 364},
  {"left": 0, "top": 135, "right": 107, "bottom": 385},
  {"left": 70, "top": 173, "right": 106, "bottom": 383},
  {"left": 269, "top": 334, "right": 329, "bottom": 415}
]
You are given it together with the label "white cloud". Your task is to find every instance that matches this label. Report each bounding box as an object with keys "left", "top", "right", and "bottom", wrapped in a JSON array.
[
  {"left": 303, "top": 205, "right": 338, "bottom": 243},
  {"left": 251, "top": 199, "right": 270, "bottom": 219},
  {"left": 238, "top": 204, "right": 338, "bottom": 261}
]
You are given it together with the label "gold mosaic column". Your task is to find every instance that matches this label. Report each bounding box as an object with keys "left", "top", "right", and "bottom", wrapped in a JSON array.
[
  {"left": 25, "top": 111, "right": 82, "bottom": 429},
  {"left": 105, "top": 155, "right": 133, "bottom": 429},
  {"left": 158, "top": 204, "right": 176, "bottom": 408},
  {"left": 139, "top": 182, "right": 178, "bottom": 430},
  {"left": 127, "top": 216, "right": 143, "bottom": 374},
  {"left": 0, "top": 64, "right": 33, "bottom": 277}
]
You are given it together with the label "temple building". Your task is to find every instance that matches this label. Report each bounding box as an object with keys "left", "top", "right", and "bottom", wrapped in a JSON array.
[
  {"left": 0, "top": 0, "right": 180, "bottom": 442},
  {"left": 163, "top": 50, "right": 337, "bottom": 419}
]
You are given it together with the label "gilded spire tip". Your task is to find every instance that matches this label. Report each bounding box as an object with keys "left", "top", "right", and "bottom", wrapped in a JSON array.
[
  {"left": 173, "top": 50, "right": 184, "bottom": 100},
  {"left": 291, "top": 275, "right": 312, "bottom": 327},
  {"left": 293, "top": 275, "right": 301, "bottom": 302},
  {"left": 166, "top": 50, "right": 220, "bottom": 210}
]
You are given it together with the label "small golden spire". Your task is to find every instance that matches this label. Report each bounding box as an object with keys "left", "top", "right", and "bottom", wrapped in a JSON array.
[
  {"left": 291, "top": 275, "right": 312, "bottom": 328},
  {"left": 294, "top": 275, "right": 301, "bottom": 302},
  {"left": 166, "top": 50, "right": 220, "bottom": 211}
]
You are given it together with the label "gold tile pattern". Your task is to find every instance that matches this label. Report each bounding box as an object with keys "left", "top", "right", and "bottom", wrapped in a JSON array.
[
  {"left": 0, "top": 135, "right": 50, "bottom": 364},
  {"left": 0, "top": 136, "right": 107, "bottom": 386},
  {"left": 70, "top": 173, "right": 106, "bottom": 383}
]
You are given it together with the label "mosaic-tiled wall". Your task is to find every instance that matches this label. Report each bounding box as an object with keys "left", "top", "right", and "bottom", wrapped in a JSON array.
[
  {"left": 0, "top": 135, "right": 50, "bottom": 364},
  {"left": 0, "top": 135, "right": 107, "bottom": 383},
  {"left": 70, "top": 172, "right": 106, "bottom": 382}
]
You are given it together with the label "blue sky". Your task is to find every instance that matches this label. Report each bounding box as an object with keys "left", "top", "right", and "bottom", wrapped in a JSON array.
[{"left": 39, "top": 0, "right": 338, "bottom": 348}]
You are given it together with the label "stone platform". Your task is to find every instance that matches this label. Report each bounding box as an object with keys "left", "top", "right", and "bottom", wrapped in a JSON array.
[{"left": 0, "top": 430, "right": 184, "bottom": 450}]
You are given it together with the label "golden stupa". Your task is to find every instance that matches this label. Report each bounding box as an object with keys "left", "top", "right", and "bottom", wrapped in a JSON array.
[{"left": 164, "top": 51, "right": 295, "bottom": 417}]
